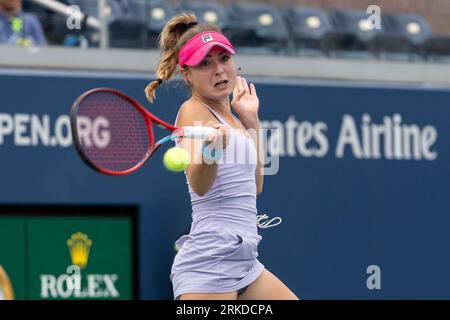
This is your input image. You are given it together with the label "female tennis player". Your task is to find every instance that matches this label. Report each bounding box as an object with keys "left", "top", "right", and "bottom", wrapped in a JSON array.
[{"left": 145, "top": 12, "right": 298, "bottom": 300}]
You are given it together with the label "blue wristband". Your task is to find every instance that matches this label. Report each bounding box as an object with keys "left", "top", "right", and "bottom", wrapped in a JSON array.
[{"left": 202, "top": 143, "right": 224, "bottom": 162}]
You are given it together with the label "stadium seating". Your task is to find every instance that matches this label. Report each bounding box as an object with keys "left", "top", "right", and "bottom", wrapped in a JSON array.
[
  {"left": 423, "top": 35, "right": 450, "bottom": 63},
  {"left": 283, "top": 6, "right": 332, "bottom": 57},
  {"left": 22, "top": 0, "right": 68, "bottom": 44},
  {"left": 125, "top": 0, "right": 176, "bottom": 48},
  {"left": 372, "top": 12, "right": 432, "bottom": 61},
  {"left": 225, "top": 3, "right": 290, "bottom": 55},
  {"left": 64, "top": 0, "right": 147, "bottom": 48},
  {"left": 324, "top": 9, "right": 383, "bottom": 60},
  {"left": 176, "top": 1, "right": 229, "bottom": 30},
  {"left": 22, "top": 0, "right": 52, "bottom": 32},
  {"left": 108, "top": 16, "right": 148, "bottom": 48},
  {"left": 19, "top": 0, "right": 450, "bottom": 63},
  {"left": 66, "top": 0, "right": 124, "bottom": 18}
]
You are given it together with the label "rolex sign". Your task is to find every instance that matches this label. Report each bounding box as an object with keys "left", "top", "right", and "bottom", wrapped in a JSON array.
[{"left": 0, "top": 215, "right": 135, "bottom": 300}]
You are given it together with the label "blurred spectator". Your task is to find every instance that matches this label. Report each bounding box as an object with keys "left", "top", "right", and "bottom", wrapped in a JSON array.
[{"left": 0, "top": 0, "right": 46, "bottom": 46}]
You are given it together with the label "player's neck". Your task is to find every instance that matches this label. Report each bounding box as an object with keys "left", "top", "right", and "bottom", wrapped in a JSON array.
[{"left": 192, "top": 95, "right": 231, "bottom": 115}]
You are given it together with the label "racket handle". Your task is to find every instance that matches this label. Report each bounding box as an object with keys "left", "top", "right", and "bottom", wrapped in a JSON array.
[{"left": 177, "top": 126, "right": 216, "bottom": 139}]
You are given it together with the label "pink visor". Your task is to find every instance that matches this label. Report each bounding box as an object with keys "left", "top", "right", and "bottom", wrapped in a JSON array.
[{"left": 178, "top": 31, "right": 235, "bottom": 69}]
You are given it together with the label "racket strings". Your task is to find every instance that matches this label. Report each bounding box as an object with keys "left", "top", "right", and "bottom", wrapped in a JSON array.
[{"left": 76, "top": 92, "right": 154, "bottom": 173}]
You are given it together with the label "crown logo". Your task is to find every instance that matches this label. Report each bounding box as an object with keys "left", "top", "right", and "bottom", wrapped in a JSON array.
[{"left": 67, "top": 232, "right": 92, "bottom": 269}]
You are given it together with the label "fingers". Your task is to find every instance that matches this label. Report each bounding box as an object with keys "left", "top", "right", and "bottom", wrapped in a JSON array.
[
  {"left": 234, "top": 76, "right": 246, "bottom": 102},
  {"left": 234, "top": 88, "right": 246, "bottom": 100},
  {"left": 205, "top": 120, "right": 220, "bottom": 129},
  {"left": 236, "top": 76, "right": 254, "bottom": 96},
  {"left": 204, "top": 121, "right": 219, "bottom": 142},
  {"left": 241, "top": 77, "right": 250, "bottom": 94},
  {"left": 204, "top": 121, "right": 229, "bottom": 147},
  {"left": 205, "top": 124, "right": 230, "bottom": 149},
  {"left": 217, "top": 124, "right": 230, "bottom": 149},
  {"left": 236, "top": 75, "right": 244, "bottom": 93},
  {"left": 250, "top": 83, "right": 257, "bottom": 96}
]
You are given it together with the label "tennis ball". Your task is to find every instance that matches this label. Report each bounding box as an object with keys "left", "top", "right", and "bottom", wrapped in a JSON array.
[{"left": 163, "top": 147, "right": 189, "bottom": 172}]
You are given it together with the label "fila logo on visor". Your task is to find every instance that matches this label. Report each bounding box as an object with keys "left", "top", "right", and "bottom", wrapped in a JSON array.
[{"left": 201, "top": 33, "right": 214, "bottom": 43}]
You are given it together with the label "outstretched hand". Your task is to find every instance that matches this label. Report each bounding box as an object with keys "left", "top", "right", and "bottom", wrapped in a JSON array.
[{"left": 231, "top": 76, "right": 259, "bottom": 123}]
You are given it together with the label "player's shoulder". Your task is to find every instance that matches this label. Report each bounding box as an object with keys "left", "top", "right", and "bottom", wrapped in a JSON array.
[
  {"left": 178, "top": 99, "right": 208, "bottom": 117},
  {"left": 176, "top": 99, "right": 214, "bottom": 127}
]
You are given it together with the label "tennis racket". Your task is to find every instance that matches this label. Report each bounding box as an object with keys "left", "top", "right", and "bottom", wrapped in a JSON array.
[{"left": 70, "top": 87, "right": 215, "bottom": 175}]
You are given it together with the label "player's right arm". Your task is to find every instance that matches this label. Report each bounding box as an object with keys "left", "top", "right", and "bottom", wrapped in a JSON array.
[{"left": 176, "top": 100, "right": 229, "bottom": 196}]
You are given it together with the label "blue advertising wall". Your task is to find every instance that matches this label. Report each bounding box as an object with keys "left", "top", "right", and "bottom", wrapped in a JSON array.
[{"left": 0, "top": 69, "right": 449, "bottom": 299}]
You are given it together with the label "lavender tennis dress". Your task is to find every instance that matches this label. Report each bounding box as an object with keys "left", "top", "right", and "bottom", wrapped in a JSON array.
[{"left": 170, "top": 104, "right": 264, "bottom": 299}]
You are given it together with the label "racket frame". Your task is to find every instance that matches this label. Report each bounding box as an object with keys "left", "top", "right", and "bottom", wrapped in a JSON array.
[{"left": 70, "top": 88, "right": 183, "bottom": 175}]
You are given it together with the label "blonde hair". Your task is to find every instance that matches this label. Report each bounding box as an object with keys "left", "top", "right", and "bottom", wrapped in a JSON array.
[{"left": 145, "top": 12, "right": 221, "bottom": 103}]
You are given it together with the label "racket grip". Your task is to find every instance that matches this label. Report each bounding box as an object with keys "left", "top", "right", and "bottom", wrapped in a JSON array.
[{"left": 178, "top": 126, "right": 216, "bottom": 139}]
